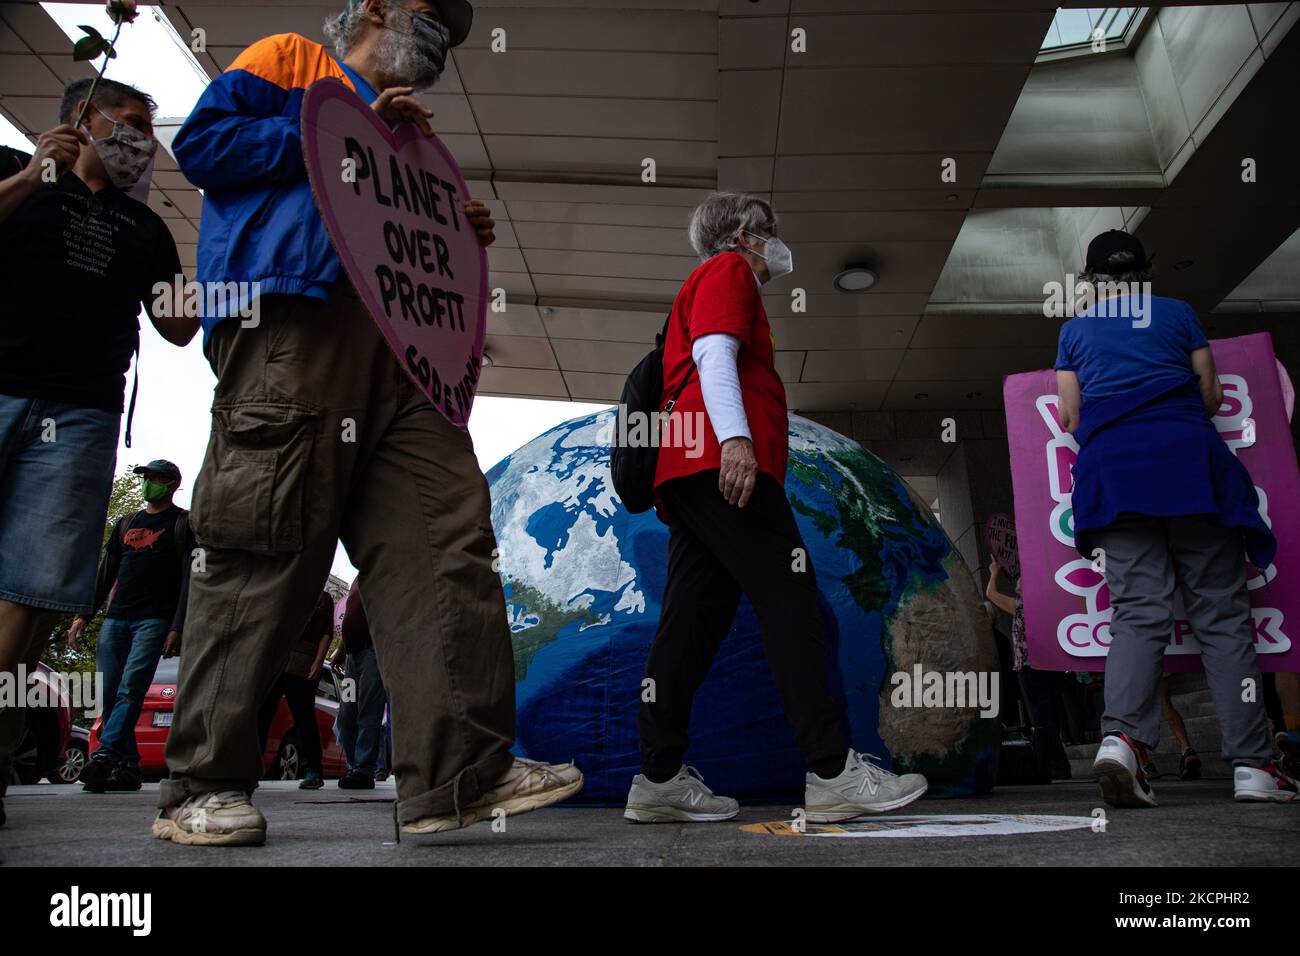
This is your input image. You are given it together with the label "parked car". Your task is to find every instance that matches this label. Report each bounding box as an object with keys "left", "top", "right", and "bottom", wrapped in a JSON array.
[
  {"left": 7, "top": 662, "right": 73, "bottom": 786},
  {"left": 51, "top": 725, "right": 89, "bottom": 785},
  {"left": 88, "top": 656, "right": 349, "bottom": 780}
]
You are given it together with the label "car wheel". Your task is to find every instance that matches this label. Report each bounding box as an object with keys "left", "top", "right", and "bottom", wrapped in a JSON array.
[
  {"left": 274, "top": 732, "right": 302, "bottom": 780},
  {"left": 49, "top": 738, "right": 88, "bottom": 785},
  {"left": 9, "top": 727, "right": 42, "bottom": 785}
]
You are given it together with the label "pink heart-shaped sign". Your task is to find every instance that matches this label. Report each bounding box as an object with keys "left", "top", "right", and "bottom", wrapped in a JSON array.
[{"left": 301, "top": 79, "right": 487, "bottom": 429}]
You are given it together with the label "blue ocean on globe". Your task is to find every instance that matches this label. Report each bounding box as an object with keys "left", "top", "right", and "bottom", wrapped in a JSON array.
[{"left": 486, "top": 410, "right": 1000, "bottom": 803}]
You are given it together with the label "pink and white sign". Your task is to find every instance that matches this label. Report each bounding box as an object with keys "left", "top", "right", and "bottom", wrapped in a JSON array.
[
  {"left": 1005, "top": 333, "right": 1300, "bottom": 672},
  {"left": 301, "top": 79, "right": 487, "bottom": 429}
]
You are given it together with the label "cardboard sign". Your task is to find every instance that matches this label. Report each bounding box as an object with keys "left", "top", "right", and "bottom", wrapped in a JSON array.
[
  {"left": 985, "top": 513, "right": 1019, "bottom": 579},
  {"left": 301, "top": 79, "right": 487, "bottom": 429},
  {"left": 1005, "top": 333, "right": 1300, "bottom": 672}
]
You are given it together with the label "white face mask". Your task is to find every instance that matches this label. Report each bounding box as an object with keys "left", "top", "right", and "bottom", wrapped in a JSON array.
[{"left": 741, "top": 230, "right": 794, "bottom": 282}]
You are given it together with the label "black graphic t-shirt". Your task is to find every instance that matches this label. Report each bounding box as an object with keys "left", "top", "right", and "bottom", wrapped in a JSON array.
[
  {"left": 93, "top": 506, "right": 193, "bottom": 625},
  {"left": 0, "top": 147, "right": 181, "bottom": 411}
]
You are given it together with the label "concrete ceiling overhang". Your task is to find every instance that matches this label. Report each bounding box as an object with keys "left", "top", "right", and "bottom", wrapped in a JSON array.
[{"left": 1, "top": 1, "right": 1296, "bottom": 411}]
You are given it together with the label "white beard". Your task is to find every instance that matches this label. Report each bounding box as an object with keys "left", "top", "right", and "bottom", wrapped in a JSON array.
[{"left": 375, "top": 25, "right": 444, "bottom": 90}]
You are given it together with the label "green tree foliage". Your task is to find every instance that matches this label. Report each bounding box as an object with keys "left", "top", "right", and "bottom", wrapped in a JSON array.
[{"left": 40, "top": 473, "right": 145, "bottom": 678}]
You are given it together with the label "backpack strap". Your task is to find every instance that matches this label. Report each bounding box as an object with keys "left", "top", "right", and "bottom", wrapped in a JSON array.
[
  {"left": 173, "top": 509, "right": 190, "bottom": 566},
  {"left": 658, "top": 313, "right": 696, "bottom": 414},
  {"left": 117, "top": 510, "right": 139, "bottom": 543}
]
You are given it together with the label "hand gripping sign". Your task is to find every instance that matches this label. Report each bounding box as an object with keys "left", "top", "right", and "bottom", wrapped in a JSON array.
[
  {"left": 302, "top": 79, "right": 488, "bottom": 429},
  {"left": 1005, "top": 333, "right": 1300, "bottom": 672}
]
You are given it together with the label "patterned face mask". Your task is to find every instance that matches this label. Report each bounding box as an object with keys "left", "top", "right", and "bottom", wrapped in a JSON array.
[{"left": 86, "top": 104, "right": 157, "bottom": 189}]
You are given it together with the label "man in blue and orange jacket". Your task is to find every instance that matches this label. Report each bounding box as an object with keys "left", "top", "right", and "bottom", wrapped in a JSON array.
[{"left": 155, "top": 0, "right": 583, "bottom": 847}]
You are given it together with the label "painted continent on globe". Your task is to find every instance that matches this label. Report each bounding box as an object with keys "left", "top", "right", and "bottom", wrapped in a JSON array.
[{"left": 485, "top": 410, "right": 1000, "bottom": 802}]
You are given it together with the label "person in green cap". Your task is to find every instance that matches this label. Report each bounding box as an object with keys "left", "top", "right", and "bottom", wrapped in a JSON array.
[{"left": 70, "top": 459, "right": 194, "bottom": 793}]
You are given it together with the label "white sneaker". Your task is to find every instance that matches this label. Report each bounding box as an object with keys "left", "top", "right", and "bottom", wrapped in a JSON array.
[
  {"left": 804, "top": 750, "right": 928, "bottom": 822},
  {"left": 152, "top": 790, "right": 267, "bottom": 846},
  {"left": 402, "top": 757, "right": 584, "bottom": 835},
  {"left": 1093, "top": 733, "right": 1157, "bottom": 808},
  {"left": 1234, "top": 762, "right": 1299, "bottom": 803},
  {"left": 624, "top": 766, "right": 740, "bottom": 823}
]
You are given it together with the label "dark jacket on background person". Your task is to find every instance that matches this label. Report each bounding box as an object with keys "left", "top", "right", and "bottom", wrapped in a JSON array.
[{"left": 287, "top": 589, "right": 334, "bottom": 679}]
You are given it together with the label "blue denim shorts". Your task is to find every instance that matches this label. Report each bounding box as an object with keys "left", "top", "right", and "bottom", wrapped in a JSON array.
[{"left": 0, "top": 394, "right": 120, "bottom": 613}]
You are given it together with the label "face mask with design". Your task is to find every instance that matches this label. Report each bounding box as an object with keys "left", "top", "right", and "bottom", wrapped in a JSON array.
[
  {"left": 742, "top": 230, "right": 794, "bottom": 282},
  {"left": 141, "top": 479, "right": 171, "bottom": 503},
  {"left": 85, "top": 105, "right": 157, "bottom": 190},
  {"left": 382, "top": 2, "right": 452, "bottom": 84}
]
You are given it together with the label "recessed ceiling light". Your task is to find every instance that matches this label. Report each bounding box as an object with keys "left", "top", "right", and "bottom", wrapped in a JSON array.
[
  {"left": 914, "top": 392, "right": 929, "bottom": 400},
  {"left": 834, "top": 264, "right": 878, "bottom": 293},
  {"left": 481, "top": 352, "right": 494, "bottom": 368},
  {"left": 1173, "top": 259, "right": 1194, "bottom": 271}
]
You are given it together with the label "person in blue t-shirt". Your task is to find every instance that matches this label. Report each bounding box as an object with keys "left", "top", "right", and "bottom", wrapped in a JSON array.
[{"left": 1054, "top": 229, "right": 1297, "bottom": 810}]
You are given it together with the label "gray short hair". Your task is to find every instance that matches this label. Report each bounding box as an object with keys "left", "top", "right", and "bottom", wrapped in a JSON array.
[
  {"left": 323, "top": 3, "right": 369, "bottom": 59},
  {"left": 687, "top": 191, "right": 776, "bottom": 260},
  {"left": 1080, "top": 269, "right": 1153, "bottom": 288}
]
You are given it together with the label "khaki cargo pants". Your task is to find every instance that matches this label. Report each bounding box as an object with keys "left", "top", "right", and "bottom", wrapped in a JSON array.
[{"left": 160, "top": 286, "right": 516, "bottom": 825}]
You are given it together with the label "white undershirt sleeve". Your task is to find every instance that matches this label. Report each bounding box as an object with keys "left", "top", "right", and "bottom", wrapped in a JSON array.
[{"left": 691, "top": 333, "right": 751, "bottom": 443}]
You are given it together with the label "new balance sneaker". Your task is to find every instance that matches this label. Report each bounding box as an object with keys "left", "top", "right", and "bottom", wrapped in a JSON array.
[
  {"left": 299, "top": 769, "right": 324, "bottom": 790},
  {"left": 1178, "top": 748, "right": 1202, "bottom": 781},
  {"left": 624, "top": 766, "right": 740, "bottom": 823},
  {"left": 402, "top": 758, "right": 583, "bottom": 835},
  {"left": 1093, "top": 733, "right": 1157, "bottom": 808},
  {"left": 152, "top": 791, "right": 267, "bottom": 846},
  {"left": 79, "top": 753, "right": 113, "bottom": 793},
  {"left": 1233, "top": 762, "right": 1299, "bottom": 803},
  {"left": 804, "top": 750, "right": 928, "bottom": 822}
]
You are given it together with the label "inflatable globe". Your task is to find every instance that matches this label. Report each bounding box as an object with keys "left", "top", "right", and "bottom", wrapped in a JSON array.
[{"left": 486, "top": 410, "right": 1000, "bottom": 802}]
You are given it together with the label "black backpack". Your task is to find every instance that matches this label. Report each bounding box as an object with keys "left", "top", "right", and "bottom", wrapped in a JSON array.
[{"left": 609, "top": 315, "right": 695, "bottom": 513}]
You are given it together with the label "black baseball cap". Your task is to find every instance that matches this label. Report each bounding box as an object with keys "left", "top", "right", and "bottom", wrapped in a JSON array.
[
  {"left": 1085, "top": 229, "right": 1152, "bottom": 274},
  {"left": 133, "top": 459, "right": 181, "bottom": 483},
  {"left": 350, "top": 0, "right": 474, "bottom": 47},
  {"left": 430, "top": 0, "right": 473, "bottom": 46}
]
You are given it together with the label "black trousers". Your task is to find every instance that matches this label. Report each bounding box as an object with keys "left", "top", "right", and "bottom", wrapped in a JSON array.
[
  {"left": 1017, "top": 666, "right": 1071, "bottom": 774},
  {"left": 257, "top": 672, "right": 323, "bottom": 775},
  {"left": 638, "top": 470, "right": 849, "bottom": 780}
]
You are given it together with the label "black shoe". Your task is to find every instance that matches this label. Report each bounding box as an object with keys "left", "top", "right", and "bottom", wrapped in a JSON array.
[
  {"left": 1178, "top": 748, "right": 1202, "bottom": 780},
  {"left": 374, "top": 770, "right": 389, "bottom": 782},
  {"left": 79, "top": 754, "right": 114, "bottom": 793},
  {"left": 105, "top": 763, "right": 142, "bottom": 792},
  {"left": 298, "top": 770, "right": 324, "bottom": 790},
  {"left": 338, "top": 770, "right": 375, "bottom": 790}
]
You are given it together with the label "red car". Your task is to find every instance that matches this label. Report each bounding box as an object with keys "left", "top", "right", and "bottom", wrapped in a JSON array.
[
  {"left": 88, "top": 656, "right": 350, "bottom": 780},
  {"left": 7, "top": 662, "right": 74, "bottom": 785}
]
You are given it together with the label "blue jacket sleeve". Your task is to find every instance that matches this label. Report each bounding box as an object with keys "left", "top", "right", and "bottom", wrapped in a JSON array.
[{"left": 172, "top": 69, "right": 305, "bottom": 191}]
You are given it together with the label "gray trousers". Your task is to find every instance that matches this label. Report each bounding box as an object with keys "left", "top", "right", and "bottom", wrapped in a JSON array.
[{"left": 1091, "top": 513, "right": 1272, "bottom": 765}]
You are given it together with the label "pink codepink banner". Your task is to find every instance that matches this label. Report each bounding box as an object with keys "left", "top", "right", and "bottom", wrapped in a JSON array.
[{"left": 1004, "top": 332, "right": 1300, "bottom": 673}]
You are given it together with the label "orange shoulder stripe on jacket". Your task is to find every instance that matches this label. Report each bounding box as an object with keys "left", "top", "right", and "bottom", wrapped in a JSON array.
[{"left": 226, "top": 32, "right": 351, "bottom": 93}]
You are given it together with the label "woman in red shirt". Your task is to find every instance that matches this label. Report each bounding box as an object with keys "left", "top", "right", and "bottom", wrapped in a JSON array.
[{"left": 625, "top": 192, "right": 928, "bottom": 824}]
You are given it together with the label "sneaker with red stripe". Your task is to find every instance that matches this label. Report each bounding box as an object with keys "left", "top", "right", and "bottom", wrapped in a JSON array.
[
  {"left": 1093, "top": 733, "right": 1158, "bottom": 808},
  {"left": 1234, "top": 761, "right": 1299, "bottom": 803}
]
